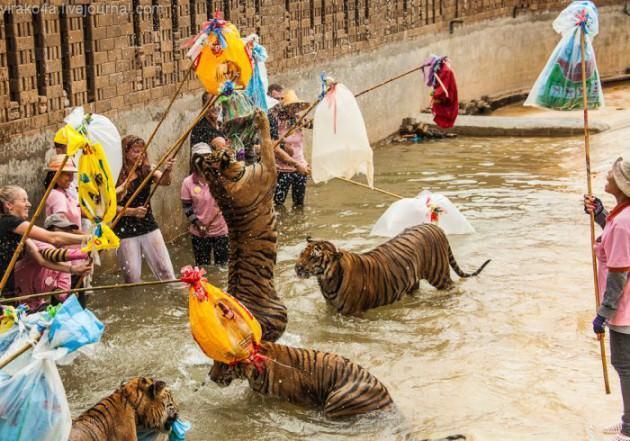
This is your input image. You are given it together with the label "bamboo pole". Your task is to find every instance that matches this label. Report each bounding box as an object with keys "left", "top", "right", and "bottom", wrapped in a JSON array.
[
  {"left": 118, "top": 65, "right": 194, "bottom": 195},
  {"left": 141, "top": 135, "right": 189, "bottom": 209},
  {"left": 112, "top": 95, "right": 217, "bottom": 228},
  {"left": 580, "top": 27, "right": 610, "bottom": 395},
  {"left": 0, "top": 155, "right": 70, "bottom": 293},
  {"left": 0, "top": 278, "right": 183, "bottom": 304},
  {"left": 334, "top": 177, "right": 404, "bottom": 200},
  {"left": 0, "top": 334, "right": 42, "bottom": 370}
]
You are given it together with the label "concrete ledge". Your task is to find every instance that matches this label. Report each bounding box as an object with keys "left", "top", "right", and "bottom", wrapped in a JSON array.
[{"left": 414, "top": 113, "right": 611, "bottom": 137}]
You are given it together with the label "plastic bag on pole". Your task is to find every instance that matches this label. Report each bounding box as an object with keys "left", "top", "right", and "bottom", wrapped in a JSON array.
[
  {"left": 312, "top": 83, "right": 374, "bottom": 187},
  {"left": 370, "top": 190, "right": 475, "bottom": 237},
  {"left": 524, "top": 1, "right": 603, "bottom": 110},
  {"left": 63, "top": 107, "right": 122, "bottom": 183},
  {"left": 244, "top": 36, "right": 270, "bottom": 111},
  {"left": 181, "top": 266, "right": 261, "bottom": 364},
  {"left": 0, "top": 335, "right": 71, "bottom": 441},
  {"left": 48, "top": 295, "right": 104, "bottom": 355}
]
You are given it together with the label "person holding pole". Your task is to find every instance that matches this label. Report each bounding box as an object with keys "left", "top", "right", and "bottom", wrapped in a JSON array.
[
  {"left": 585, "top": 157, "right": 630, "bottom": 440},
  {"left": 114, "top": 135, "right": 176, "bottom": 283},
  {"left": 0, "top": 185, "right": 89, "bottom": 296}
]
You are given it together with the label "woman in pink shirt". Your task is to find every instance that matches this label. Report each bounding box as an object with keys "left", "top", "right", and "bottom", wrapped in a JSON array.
[
  {"left": 181, "top": 143, "right": 229, "bottom": 266},
  {"left": 44, "top": 154, "right": 82, "bottom": 227},
  {"left": 585, "top": 157, "right": 630, "bottom": 440}
]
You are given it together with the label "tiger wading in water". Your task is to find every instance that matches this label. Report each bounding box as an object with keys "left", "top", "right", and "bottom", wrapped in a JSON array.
[
  {"left": 193, "top": 109, "right": 287, "bottom": 342},
  {"left": 295, "top": 223, "right": 490, "bottom": 315},
  {"left": 69, "top": 377, "right": 178, "bottom": 441},
  {"left": 210, "top": 341, "right": 394, "bottom": 419}
]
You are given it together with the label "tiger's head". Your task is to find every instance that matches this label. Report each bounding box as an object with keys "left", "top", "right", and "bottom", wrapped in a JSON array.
[
  {"left": 120, "top": 377, "right": 178, "bottom": 433},
  {"left": 209, "top": 360, "right": 248, "bottom": 387},
  {"left": 295, "top": 237, "right": 341, "bottom": 279},
  {"left": 192, "top": 144, "right": 245, "bottom": 183}
]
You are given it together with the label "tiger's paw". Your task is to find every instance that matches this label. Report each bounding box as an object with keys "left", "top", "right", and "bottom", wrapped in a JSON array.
[{"left": 253, "top": 108, "right": 270, "bottom": 134}]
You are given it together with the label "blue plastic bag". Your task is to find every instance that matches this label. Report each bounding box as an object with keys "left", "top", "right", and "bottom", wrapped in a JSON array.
[
  {"left": 137, "top": 418, "right": 191, "bottom": 441},
  {"left": 48, "top": 295, "right": 104, "bottom": 353},
  {"left": 245, "top": 38, "right": 270, "bottom": 111}
]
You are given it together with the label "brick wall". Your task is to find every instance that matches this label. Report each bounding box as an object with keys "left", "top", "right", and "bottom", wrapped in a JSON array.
[{"left": 0, "top": 0, "right": 623, "bottom": 143}]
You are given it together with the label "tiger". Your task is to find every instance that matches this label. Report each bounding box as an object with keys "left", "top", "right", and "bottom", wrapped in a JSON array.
[
  {"left": 209, "top": 341, "right": 394, "bottom": 419},
  {"left": 294, "top": 223, "right": 490, "bottom": 315},
  {"left": 69, "top": 376, "right": 178, "bottom": 441},
  {"left": 193, "top": 108, "right": 287, "bottom": 342}
]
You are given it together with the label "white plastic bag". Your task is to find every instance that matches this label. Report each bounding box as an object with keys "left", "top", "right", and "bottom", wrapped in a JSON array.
[
  {"left": 312, "top": 83, "right": 374, "bottom": 188},
  {"left": 65, "top": 107, "right": 123, "bottom": 182},
  {"left": 524, "top": 1, "right": 603, "bottom": 110},
  {"left": 0, "top": 334, "right": 71, "bottom": 441},
  {"left": 370, "top": 190, "right": 475, "bottom": 237}
]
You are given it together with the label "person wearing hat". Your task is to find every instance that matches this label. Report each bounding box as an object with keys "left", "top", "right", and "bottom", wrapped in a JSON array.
[
  {"left": 44, "top": 154, "right": 82, "bottom": 229},
  {"left": 271, "top": 89, "right": 311, "bottom": 209},
  {"left": 584, "top": 157, "right": 630, "bottom": 440},
  {"left": 181, "top": 143, "right": 229, "bottom": 267}
]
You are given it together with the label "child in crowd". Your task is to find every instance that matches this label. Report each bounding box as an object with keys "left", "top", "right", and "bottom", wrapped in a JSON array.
[
  {"left": 181, "top": 143, "right": 229, "bottom": 267},
  {"left": 114, "top": 135, "right": 176, "bottom": 283}
]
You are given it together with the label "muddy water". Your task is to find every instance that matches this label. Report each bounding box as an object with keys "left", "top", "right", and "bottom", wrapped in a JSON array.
[{"left": 61, "top": 134, "right": 623, "bottom": 441}]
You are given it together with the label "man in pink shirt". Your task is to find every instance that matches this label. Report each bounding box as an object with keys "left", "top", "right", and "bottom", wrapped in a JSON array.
[
  {"left": 585, "top": 156, "right": 630, "bottom": 441},
  {"left": 181, "top": 142, "right": 229, "bottom": 266}
]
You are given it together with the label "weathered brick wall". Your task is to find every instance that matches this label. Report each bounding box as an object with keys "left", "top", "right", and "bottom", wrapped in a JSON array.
[{"left": 0, "top": 0, "right": 622, "bottom": 144}]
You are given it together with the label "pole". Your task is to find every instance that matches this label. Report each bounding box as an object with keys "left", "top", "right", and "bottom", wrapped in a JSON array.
[
  {"left": 0, "top": 155, "right": 70, "bottom": 293},
  {"left": 0, "top": 278, "right": 183, "bottom": 304},
  {"left": 142, "top": 136, "right": 189, "bottom": 209},
  {"left": 118, "top": 65, "right": 194, "bottom": 195},
  {"left": 112, "top": 94, "right": 218, "bottom": 228},
  {"left": 334, "top": 177, "right": 403, "bottom": 200},
  {"left": 581, "top": 27, "right": 610, "bottom": 395}
]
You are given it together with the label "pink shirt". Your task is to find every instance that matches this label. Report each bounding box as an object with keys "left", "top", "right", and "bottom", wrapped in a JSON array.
[
  {"left": 45, "top": 188, "right": 82, "bottom": 229},
  {"left": 596, "top": 203, "right": 630, "bottom": 326},
  {"left": 181, "top": 174, "right": 228, "bottom": 238},
  {"left": 276, "top": 120, "right": 307, "bottom": 173},
  {"left": 14, "top": 240, "right": 70, "bottom": 311}
]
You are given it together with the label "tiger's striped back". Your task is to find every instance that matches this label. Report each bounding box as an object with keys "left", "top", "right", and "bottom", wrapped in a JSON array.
[
  {"left": 295, "top": 224, "right": 490, "bottom": 315},
  {"left": 196, "top": 110, "right": 287, "bottom": 341},
  {"left": 210, "top": 342, "right": 393, "bottom": 419}
]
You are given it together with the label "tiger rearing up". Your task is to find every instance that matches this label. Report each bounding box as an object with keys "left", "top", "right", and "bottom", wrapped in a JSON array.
[
  {"left": 210, "top": 341, "right": 394, "bottom": 419},
  {"left": 193, "top": 109, "right": 287, "bottom": 342},
  {"left": 69, "top": 377, "right": 178, "bottom": 441},
  {"left": 295, "top": 223, "right": 490, "bottom": 315}
]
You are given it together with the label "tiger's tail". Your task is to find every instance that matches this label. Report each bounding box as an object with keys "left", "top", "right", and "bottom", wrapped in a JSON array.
[{"left": 448, "top": 246, "right": 490, "bottom": 278}]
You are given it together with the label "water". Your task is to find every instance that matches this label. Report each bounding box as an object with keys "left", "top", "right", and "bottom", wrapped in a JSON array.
[{"left": 61, "top": 134, "right": 624, "bottom": 440}]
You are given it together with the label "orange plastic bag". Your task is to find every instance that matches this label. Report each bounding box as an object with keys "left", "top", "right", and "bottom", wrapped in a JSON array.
[
  {"left": 181, "top": 266, "right": 261, "bottom": 364},
  {"left": 183, "top": 19, "right": 253, "bottom": 95}
]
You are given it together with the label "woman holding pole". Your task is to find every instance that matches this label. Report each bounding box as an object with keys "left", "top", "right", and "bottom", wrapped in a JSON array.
[
  {"left": 114, "top": 135, "right": 176, "bottom": 283},
  {"left": 0, "top": 185, "right": 90, "bottom": 296},
  {"left": 585, "top": 157, "right": 630, "bottom": 440}
]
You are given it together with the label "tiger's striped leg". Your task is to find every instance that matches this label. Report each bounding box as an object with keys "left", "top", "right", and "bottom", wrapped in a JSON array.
[{"left": 323, "top": 376, "right": 393, "bottom": 419}]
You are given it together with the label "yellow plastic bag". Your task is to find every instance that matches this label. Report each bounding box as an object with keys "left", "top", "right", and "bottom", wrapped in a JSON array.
[
  {"left": 181, "top": 266, "right": 261, "bottom": 364},
  {"left": 55, "top": 124, "right": 120, "bottom": 253},
  {"left": 184, "top": 19, "right": 253, "bottom": 94}
]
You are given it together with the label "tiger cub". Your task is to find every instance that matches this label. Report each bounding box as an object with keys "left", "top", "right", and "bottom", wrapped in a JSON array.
[
  {"left": 295, "top": 223, "right": 490, "bottom": 315},
  {"left": 69, "top": 377, "right": 178, "bottom": 441},
  {"left": 210, "top": 342, "right": 393, "bottom": 419}
]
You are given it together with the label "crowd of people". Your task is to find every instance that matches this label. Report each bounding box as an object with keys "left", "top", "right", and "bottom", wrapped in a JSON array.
[{"left": 0, "top": 81, "right": 313, "bottom": 311}]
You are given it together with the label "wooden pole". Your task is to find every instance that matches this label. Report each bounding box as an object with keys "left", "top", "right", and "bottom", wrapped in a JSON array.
[
  {"left": 334, "top": 177, "right": 404, "bottom": 200},
  {"left": 111, "top": 95, "right": 217, "bottom": 228},
  {"left": 0, "top": 333, "right": 42, "bottom": 370},
  {"left": 142, "top": 135, "right": 189, "bottom": 209},
  {"left": 0, "top": 278, "right": 183, "bottom": 304},
  {"left": 118, "top": 65, "right": 194, "bottom": 195},
  {"left": 581, "top": 27, "right": 610, "bottom": 395},
  {"left": 0, "top": 155, "right": 70, "bottom": 293}
]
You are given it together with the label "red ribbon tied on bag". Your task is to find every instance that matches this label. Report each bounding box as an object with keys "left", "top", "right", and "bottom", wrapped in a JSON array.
[{"left": 180, "top": 265, "right": 208, "bottom": 301}]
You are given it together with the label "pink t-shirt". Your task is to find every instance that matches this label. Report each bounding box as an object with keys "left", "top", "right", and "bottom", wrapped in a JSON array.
[
  {"left": 276, "top": 120, "right": 307, "bottom": 173},
  {"left": 180, "top": 174, "right": 228, "bottom": 238},
  {"left": 45, "top": 188, "right": 82, "bottom": 229},
  {"left": 14, "top": 240, "right": 70, "bottom": 311},
  {"left": 595, "top": 203, "right": 630, "bottom": 326}
]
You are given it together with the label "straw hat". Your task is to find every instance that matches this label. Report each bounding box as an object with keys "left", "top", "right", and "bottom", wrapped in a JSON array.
[
  {"left": 281, "top": 89, "right": 309, "bottom": 112},
  {"left": 45, "top": 154, "right": 78, "bottom": 172},
  {"left": 612, "top": 157, "right": 630, "bottom": 197}
]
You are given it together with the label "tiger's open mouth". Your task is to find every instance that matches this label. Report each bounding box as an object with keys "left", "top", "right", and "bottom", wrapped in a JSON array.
[{"left": 164, "top": 413, "right": 178, "bottom": 431}]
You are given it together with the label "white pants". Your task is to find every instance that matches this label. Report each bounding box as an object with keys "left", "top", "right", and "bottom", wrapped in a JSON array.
[{"left": 116, "top": 229, "right": 175, "bottom": 283}]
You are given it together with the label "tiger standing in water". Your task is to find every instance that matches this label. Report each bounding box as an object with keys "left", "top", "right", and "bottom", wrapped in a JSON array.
[
  {"left": 69, "top": 377, "right": 178, "bottom": 441},
  {"left": 210, "top": 341, "right": 393, "bottom": 419},
  {"left": 192, "top": 108, "right": 287, "bottom": 341},
  {"left": 295, "top": 223, "right": 490, "bottom": 315}
]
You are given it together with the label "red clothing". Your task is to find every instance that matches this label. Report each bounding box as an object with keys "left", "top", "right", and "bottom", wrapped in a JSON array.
[{"left": 431, "top": 63, "right": 459, "bottom": 129}]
